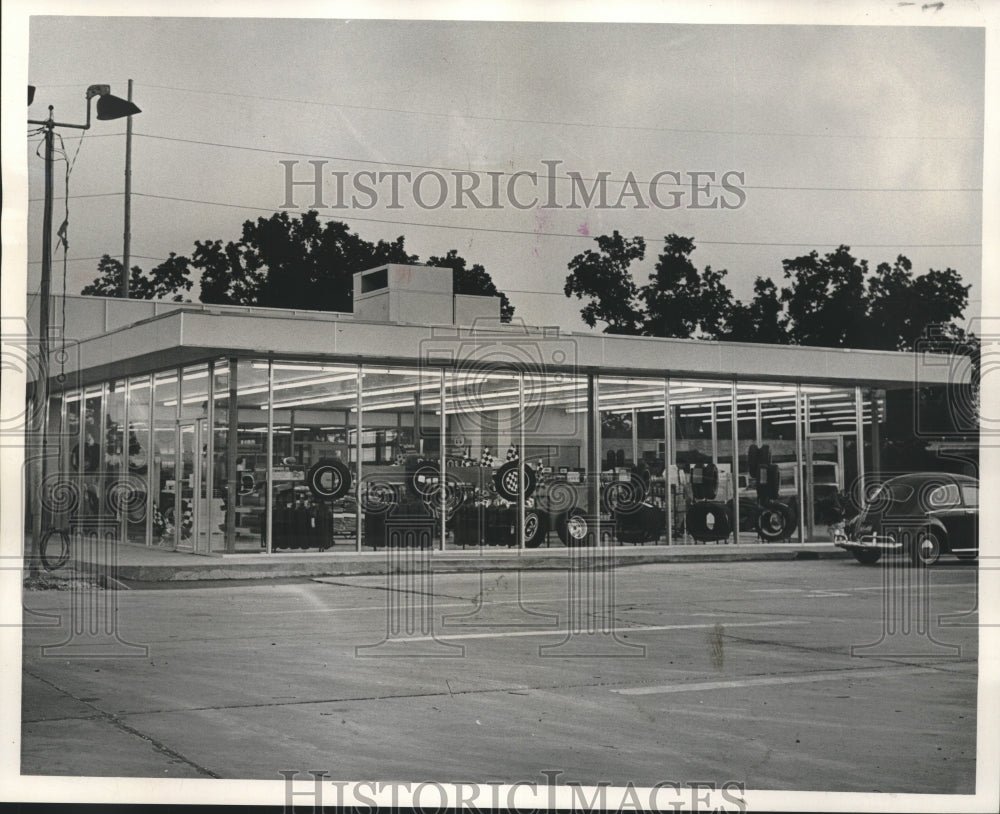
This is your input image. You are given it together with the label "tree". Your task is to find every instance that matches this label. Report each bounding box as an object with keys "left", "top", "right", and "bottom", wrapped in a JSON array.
[
  {"left": 81, "top": 253, "right": 193, "bottom": 301},
  {"left": 866, "top": 255, "right": 969, "bottom": 351},
  {"left": 83, "top": 210, "right": 514, "bottom": 321},
  {"left": 778, "top": 245, "right": 869, "bottom": 348},
  {"left": 720, "top": 277, "right": 787, "bottom": 344},
  {"left": 563, "top": 231, "right": 645, "bottom": 334},
  {"left": 564, "top": 234, "right": 971, "bottom": 352},
  {"left": 563, "top": 232, "right": 736, "bottom": 338},
  {"left": 641, "top": 234, "right": 736, "bottom": 338},
  {"left": 427, "top": 250, "right": 515, "bottom": 321},
  {"left": 191, "top": 211, "right": 416, "bottom": 312}
]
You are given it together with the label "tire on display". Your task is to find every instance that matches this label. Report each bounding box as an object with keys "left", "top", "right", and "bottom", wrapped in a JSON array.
[
  {"left": 851, "top": 549, "right": 882, "bottom": 565},
  {"left": 685, "top": 501, "right": 732, "bottom": 543},
  {"left": 757, "top": 502, "right": 793, "bottom": 542},
  {"left": 493, "top": 461, "right": 538, "bottom": 503},
  {"left": 911, "top": 530, "right": 943, "bottom": 567},
  {"left": 523, "top": 509, "right": 545, "bottom": 548},
  {"left": 307, "top": 459, "right": 352, "bottom": 501},
  {"left": 40, "top": 528, "right": 70, "bottom": 571},
  {"left": 557, "top": 508, "right": 591, "bottom": 547}
]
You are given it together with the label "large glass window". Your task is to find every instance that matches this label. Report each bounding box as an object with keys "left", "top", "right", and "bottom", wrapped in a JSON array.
[
  {"left": 758, "top": 387, "right": 802, "bottom": 542},
  {"left": 359, "top": 366, "right": 440, "bottom": 549},
  {"left": 805, "top": 387, "right": 859, "bottom": 539},
  {"left": 598, "top": 377, "right": 667, "bottom": 546},
  {"left": 863, "top": 388, "right": 888, "bottom": 477},
  {"left": 733, "top": 384, "right": 765, "bottom": 543},
  {"left": 209, "top": 360, "right": 231, "bottom": 552},
  {"left": 105, "top": 380, "right": 126, "bottom": 536},
  {"left": 79, "top": 387, "right": 104, "bottom": 520},
  {"left": 47, "top": 390, "right": 77, "bottom": 530},
  {"left": 229, "top": 360, "right": 270, "bottom": 552},
  {"left": 669, "top": 381, "right": 736, "bottom": 544},
  {"left": 271, "top": 362, "right": 359, "bottom": 551},
  {"left": 523, "top": 371, "right": 589, "bottom": 548},
  {"left": 445, "top": 370, "right": 520, "bottom": 548},
  {"left": 151, "top": 370, "right": 178, "bottom": 548},
  {"left": 178, "top": 364, "right": 212, "bottom": 553},
  {"left": 125, "top": 376, "right": 151, "bottom": 545}
]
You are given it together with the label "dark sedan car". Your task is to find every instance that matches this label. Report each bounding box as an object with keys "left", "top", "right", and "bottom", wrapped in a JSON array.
[{"left": 835, "top": 472, "right": 978, "bottom": 566}]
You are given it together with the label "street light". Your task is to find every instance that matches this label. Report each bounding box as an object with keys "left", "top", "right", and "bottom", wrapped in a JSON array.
[{"left": 26, "top": 84, "right": 141, "bottom": 575}]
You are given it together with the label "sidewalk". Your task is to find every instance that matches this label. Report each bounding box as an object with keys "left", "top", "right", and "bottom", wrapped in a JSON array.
[{"left": 48, "top": 537, "right": 849, "bottom": 583}]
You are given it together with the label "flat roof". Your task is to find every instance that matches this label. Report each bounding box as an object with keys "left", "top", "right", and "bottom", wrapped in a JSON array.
[{"left": 43, "top": 295, "right": 965, "bottom": 391}]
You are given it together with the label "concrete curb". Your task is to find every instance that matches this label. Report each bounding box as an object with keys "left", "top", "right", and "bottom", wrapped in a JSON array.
[{"left": 74, "top": 545, "right": 851, "bottom": 583}]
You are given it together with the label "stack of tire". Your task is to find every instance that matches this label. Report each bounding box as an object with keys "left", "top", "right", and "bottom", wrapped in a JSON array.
[
  {"left": 749, "top": 445, "right": 796, "bottom": 542},
  {"left": 684, "top": 463, "right": 732, "bottom": 543},
  {"left": 271, "top": 459, "right": 351, "bottom": 550},
  {"left": 607, "top": 468, "right": 665, "bottom": 545},
  {"left": 362, "top": 465, "right": 433, "bottom": 549},
  {"left": 492, "top": 460, "right": 545, "bottom": 547}
]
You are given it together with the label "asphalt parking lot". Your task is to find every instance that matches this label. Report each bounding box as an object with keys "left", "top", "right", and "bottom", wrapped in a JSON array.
[{"left": 20, "top": 557, "right": 978, "bottom": 794}]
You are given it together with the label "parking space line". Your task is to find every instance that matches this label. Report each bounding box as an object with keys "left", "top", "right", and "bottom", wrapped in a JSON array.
[
  {"left": 611, "top": 665, "right": 936, "bottom": 695},
  {"left": 240, "top": 596, "right": 572, "bottom": 615},
  {"left": 388, "top": 619, "right": 809, "bottom": 643}
]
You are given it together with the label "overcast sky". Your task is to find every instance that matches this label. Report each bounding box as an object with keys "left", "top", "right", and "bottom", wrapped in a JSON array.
[{"left": 18, "top": 8, "right": 988, "bottom": 332}]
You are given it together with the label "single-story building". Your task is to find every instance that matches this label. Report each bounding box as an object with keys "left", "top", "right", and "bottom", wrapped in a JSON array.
[{"left": 28, "top": 264, "right": 977, "bottom": 555}]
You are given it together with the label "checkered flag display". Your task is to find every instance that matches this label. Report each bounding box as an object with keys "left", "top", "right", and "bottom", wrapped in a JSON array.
[
  {"left": 506, "top": 444, "right": 519, "bottom": 462},
  {"left": 480, "top": 447, "right": 495, "bottom": 468}
]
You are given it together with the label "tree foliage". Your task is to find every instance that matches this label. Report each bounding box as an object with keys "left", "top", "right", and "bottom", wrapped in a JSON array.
[
  {"left": 565, "top": 235, "right": 971, "bottom": 352},
  {"left": 641, "top": 235, "right": 735, "bottom": 339},
  {"left": 427, "top": 249, "right": 515, "bottom": 322},
  {"left": 563, "top": 231, "right": 645, "bottom": 335},
  {"left": 82, "top": 211, "right": 514, "bottom": 321},
  {"left": 81, "top": 253, "right": 193, "bottom": 301}
]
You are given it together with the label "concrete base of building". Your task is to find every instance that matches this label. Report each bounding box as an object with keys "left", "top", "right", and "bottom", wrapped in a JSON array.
[{"left": 40, "top": 538, "right": 850, "bottom": 583}]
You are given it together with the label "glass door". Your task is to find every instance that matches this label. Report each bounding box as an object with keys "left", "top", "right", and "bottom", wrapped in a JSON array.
[
  {"left": 179, "top": 417, "right": 220, "bottom": 555},
  {"left": 805, "top": 435, "right": 843, "bottom": 539},
  {"left": 176, "top": 421, "right": 197, "bottom": 551}
]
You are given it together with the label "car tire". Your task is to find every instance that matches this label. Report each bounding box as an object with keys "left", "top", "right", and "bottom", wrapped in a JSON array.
[
  {"left": 911, "top": 530, "right": 943, "bottom": 567},
  {"left": 757, "top": 502, "right": 793, "bottom": 541},
  {"left": 851, "top": 549, "right": 882, "bottom": 565},
  {"left": 557, "top": 508, "right": 591, "bottom": 547},
  {"left": 523, "top": 509, "right": 545, "bottom": 548}
]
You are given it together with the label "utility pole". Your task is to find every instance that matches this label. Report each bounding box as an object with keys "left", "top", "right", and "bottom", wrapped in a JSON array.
[
  {"left": 122, "top": 78, "right": 134, "bottom": 298},
  {"left": 28, "top": 112, "right": 56, "bottom": 577},
  {"left": 27, "top": 85, "right": 141, "bottom": 575}
]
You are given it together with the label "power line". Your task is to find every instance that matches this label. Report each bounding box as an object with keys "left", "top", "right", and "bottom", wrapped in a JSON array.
[
  {"left": 110, "top": 191, "right": 986, "bottom": 248},
  {"left": 28, "top": 254, "right": 166, "bottom": 265},
  {"left": 28, "top": 192, "right": 123, "bottom": 203},
  {"left": 139, "top": 81, "right": 982, "bottom": 143},
  {"left": 130, "top": 132, "right": 982, "bottom": 193}
]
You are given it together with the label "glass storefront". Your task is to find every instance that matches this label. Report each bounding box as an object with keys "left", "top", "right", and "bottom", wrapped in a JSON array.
[
  {"left": 523, "top": 371, "right": 590, "bottom": 547},
  {"left": 48, "top": 354, "right": 935, "bottom": 553},
  {"left": 598, "top": 377, "right": 667, "bottom": 546},
  {"left": 358, "top": 366, "right": 441, "bottom": 549},
  {"left": 445, "top": 369, "right": 520, "bottom": 548},
  {"left": 269, "top": 362, "right": 359, "bottom": 551},
  {"left": 151, "top": 370, "right": 178, "bottom": 548},
  {"left": 670, "top": 380, "right": 737, "bottom": 544},
  {"left": 125, "top": 376, "right": 151, "bottom": 545}
]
